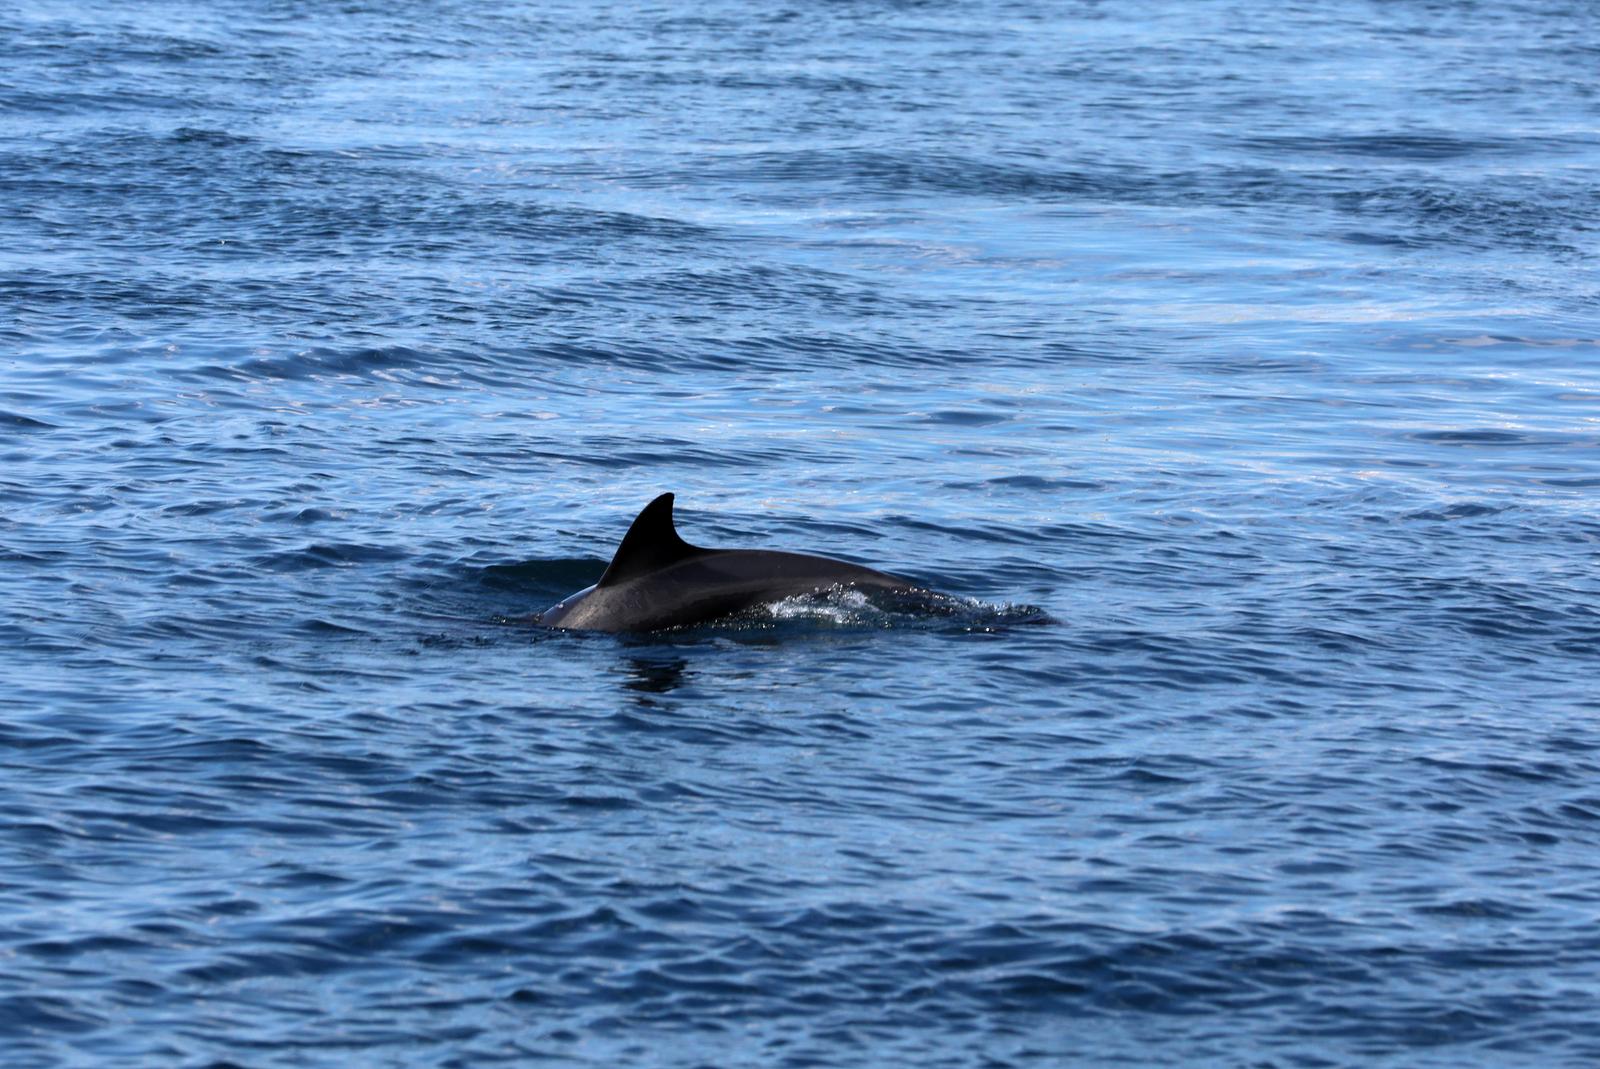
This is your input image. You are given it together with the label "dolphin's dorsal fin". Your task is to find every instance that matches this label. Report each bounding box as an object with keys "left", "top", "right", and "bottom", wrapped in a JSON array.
[{"left": 597, "top": 493, "right": 702, "bottom": 587}]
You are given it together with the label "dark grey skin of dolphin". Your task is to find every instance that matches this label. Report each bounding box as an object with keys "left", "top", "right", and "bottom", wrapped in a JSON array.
[{"left": 539, "top": 493, "right": 917, "bottom": 633}]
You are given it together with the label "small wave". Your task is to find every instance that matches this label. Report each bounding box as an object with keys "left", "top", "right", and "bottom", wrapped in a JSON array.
[
  {"left": 1404, "top": 502, "right": 1508, "bottom": 522},
  {"left": 630, "top": 147, "right": 1156, "bottom": 202},
  {"left": 169, "top": 127, "right": 254, "bottom": 148},
  {"left": 187, "top": 346, "right": 430, "bottom": 384},
  {"left": 0, "top": 410, "right": 58, "bottom": 430},
  {"left": 1237, "top": 132, "right": 1531, "bottom": 161},
  {"left": 250, "top": 542, "right": 410, "bottom": 572},
  {"left": 297, "top": 618, "right": 370, "bottom": 636},
  {"left": 944, "top": 474, "right": 1108, "bottom": 492}
]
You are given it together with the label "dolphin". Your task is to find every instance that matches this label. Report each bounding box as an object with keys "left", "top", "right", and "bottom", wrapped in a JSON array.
[{"left": 538, "top": 493, "right": 918, "bottom": 632}]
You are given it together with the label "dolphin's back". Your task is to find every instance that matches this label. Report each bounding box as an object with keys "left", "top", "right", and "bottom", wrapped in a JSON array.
[
  {"left": 538, "top": 494, "right": 915, "bottom": 632},
  {"left": 542, "top": 549, "right": 908, "bottom": 632}
]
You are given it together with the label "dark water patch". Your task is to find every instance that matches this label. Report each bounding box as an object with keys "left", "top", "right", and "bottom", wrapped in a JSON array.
[
  {"left": 1411, "top": 429, "right": 1544, "bottom": 446},
  {"left": 946, "top": 475, "right": 1109, "bottom": 492},
  {"left": 1535, "top": 475, "right": 1600, "bottom": 488},
  {"left": 1404, "top": 502, "right": 1509, "bottom": 522},
  {"left": 180, "top": 345, "right": 433, "bottom": 384},
  {"left": 1326, "top": 178, "right": 1598, "bottom": 254},
  {"left": 1340, "top": 229, "right": 1426, "bottom": 249},
  {"left": 1411, "top": 897, "right": 1536, "bottom": 921},
  {"left": 677, "top": 147, "right": 1163, "bottom": 202},
  {"left": 472, "top": 558, "right": 602, "bottom": 594},
  {"left": 916, "top": 409, "right": 1013, "bottom": 427},
  {"left": 298, "top": 618, "right": 370, "bottom": 637},
  {"left": 170, "top": 126, "right": 255, "bottom": 148},
  {"left": 1238, "top": 132, "right": 1537, "bottom": 161},
  {"left": 0, "top": 995, "right": 105, "bottom": 1036}
]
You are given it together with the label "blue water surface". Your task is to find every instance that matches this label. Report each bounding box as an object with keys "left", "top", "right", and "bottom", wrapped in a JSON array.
[{"left": 4, "top": 1, "right": 1600, "bottom": 1066}]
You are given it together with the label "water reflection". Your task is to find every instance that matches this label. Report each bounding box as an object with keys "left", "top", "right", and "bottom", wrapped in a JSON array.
[{"left": 620, "top": 656, "right": 689, "bottom": 699}]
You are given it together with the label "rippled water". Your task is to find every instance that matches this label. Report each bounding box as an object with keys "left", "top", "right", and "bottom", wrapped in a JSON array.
[{"left": 5, "top": 1, "right": 1600, "bottom": 1065}]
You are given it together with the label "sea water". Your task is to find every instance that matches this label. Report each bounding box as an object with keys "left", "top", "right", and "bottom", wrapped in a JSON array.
[{"left": 3, "top": 1, "right": 1599, "bottom": 1065}]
